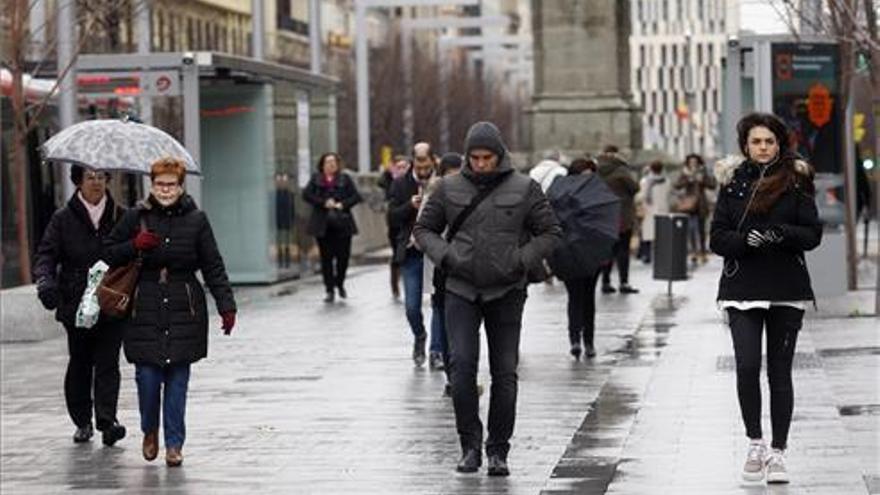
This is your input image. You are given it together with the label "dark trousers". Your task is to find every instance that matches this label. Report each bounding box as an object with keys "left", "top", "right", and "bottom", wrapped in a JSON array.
[
  {"left": 727, "top": 306, "right": 803, "bottom": 450},
  {"left": 446, "top": 289, "right": 526, "bottom": 457},
  {"left": 317, "top": 234, "right": 352, "bottom": 292},
  {"left": 401, "top": 248, "right": 426, "bottom": 339},
  {"left": 64, "top": 322, "right": 123, "bottom": 430},
  {"left": 602, "top": 229, "right": 632, "bottom": 287},
  {"left": 687, "top": 213, "right": 708, "bottom": 254},
  {"left": 563, "top": 271, "right": 600, "bottom": 348}
]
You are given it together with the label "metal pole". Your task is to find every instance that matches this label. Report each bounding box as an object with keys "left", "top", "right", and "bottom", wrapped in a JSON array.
[
  {"left": 252, "top": 0, "right": 264, "bottom": 60},
  {"left": 355, "top": 0, "right": 370, "bottom": 172},
  {"left": 402, "top": 24, "right": 414, "bottom": 152},
  {"left": 722, "top": 37, "right": 742, "bottom": 155},
  {"left": 57, "top": 0, "right": 77, "bottom": 199},
  {"left": 309, "top": 0, "right": 322, "bottom": 73},
  {"left": 182, "top": 62, "right": 202, "bottom": 205},
  {"left": 29, "top": 0, "right": 47, "bottom": 59},
  {"left": 438, "top": 39, "right": 449, "bottom": 152},
  {"left": 137, "top": 0, "right": 153, "bottom": 126}
]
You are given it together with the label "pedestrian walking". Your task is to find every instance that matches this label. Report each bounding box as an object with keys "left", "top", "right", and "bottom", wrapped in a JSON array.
[
  {"left": 597, "top": 145, "right": 640, "bottom": 294},
  {"left": 33, "top": 165, "right": 128, "bottom": 446},
  {"left": 303, "top": 152, "right": 363, "bottom": 303},
  {"left": 710, "top": 112, "right": 822, "bottom": 484},
  {"left": 675, "top": 153, "right": 717, "bottom": 264},
  {"left": 103, "top": 157, "right": 237, "bottom": 467},
  {"left": 388, "top": 142, "right": 436, "bottom": 366},
  {"left": 635, "top": 160, "right": 672, "bottom": 264},
  {"left": 379, "top": 156, "right": 410, "bottom": 299},
  {"left": 423, "top": 152, "right": 463, "bottom": 382},
  {"left": 414, "top": 121, "right": 562, "bottom": 476},
  {"left": 547, "top": 157, "right": 619, "bottom": 359},
  {"left": 275, "top": 172, "right": 295, "bottom": 269}
]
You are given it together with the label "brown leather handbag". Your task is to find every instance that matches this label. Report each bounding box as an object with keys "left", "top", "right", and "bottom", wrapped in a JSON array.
[
  {"left": 97, "top": 218, "right": 146, "bottom": 319},
  {"left": 97, "top": 257, "right": 142, "bottom": 318}
]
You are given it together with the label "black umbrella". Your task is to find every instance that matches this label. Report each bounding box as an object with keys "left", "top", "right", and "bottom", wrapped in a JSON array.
[{"left": 546, "top": 173, "right": 621, "bottom": 280}]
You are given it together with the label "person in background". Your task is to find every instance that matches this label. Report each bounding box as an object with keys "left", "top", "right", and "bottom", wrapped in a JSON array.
[
  {"left": 379, "top": 155, "right": 411, "bottom": 300},
  {"left": 529, "top": 149, "right": 568, "bottom": 193},
  {"left": 104, "top": 157, "right": 237, "bottom": 467},
  {"left": 597, "top": 145, "right": 640, "bottom": 294},
  {"left": 636, "top": 161, "right": 671, "bottom": 264},
  {"left": 710, "top": 112, "right": 822, "bottom": 484},
  {"left": 33, "top": 165, "right": 128, "bottom": 447},
  {"left": 275, "top": 172, "right": 295, "bottom": 269},
  {"left": 675, "top": 153, "right": 717, "bottom": 264},
  {"left": 303, "top": 152, "right": 363, "bottom": 303},
  {"left": 388, "top": 142, "right": 435, "bottom": 367}
]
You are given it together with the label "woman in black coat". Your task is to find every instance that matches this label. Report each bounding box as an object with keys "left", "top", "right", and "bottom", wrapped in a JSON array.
[
  {"left": 104, "top": 158, "right": 236, "bottom": 467},
  {"left": 710, "top": 113, "right": 822, "bottom": 485},
  {"left": 33, "top": 165, "right": 127, "bottom": 446},
  {"left": 302, "top": 152, "right": 362, "bottom": 302}
]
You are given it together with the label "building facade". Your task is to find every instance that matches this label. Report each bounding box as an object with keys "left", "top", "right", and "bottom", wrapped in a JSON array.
[{"left": 630, "top": 0, "right": 739, "bottom": 160}]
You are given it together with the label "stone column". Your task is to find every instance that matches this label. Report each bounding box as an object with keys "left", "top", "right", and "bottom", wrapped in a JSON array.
[{"left": 529, "top": 0, "right": 641, "bottom": 159}]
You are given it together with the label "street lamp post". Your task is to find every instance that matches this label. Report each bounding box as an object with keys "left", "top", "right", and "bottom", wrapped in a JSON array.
[{"left": 684, "top": 31, "right": 696, "bottom": 156}]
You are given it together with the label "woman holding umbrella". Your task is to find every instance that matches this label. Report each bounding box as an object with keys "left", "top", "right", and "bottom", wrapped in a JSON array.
[
  {"left": 104, "top": 157, "right": 236, "bottom": 467},
  {"left": 546, "top": 157, "right": 620, "bottom": 359},
  {"left": 303, "top": 152, "right": 363, "bottom": 303},
  {"left": 33, "top": 165, "right": 128, "bottom": 446}
]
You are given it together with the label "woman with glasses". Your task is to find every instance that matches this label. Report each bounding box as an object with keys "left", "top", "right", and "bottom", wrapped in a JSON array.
[{"left": 33, "top": 165, "right": 128, "bottom": 446}]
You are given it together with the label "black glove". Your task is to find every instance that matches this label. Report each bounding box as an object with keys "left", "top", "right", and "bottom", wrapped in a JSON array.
[
  {"left": 762, "top": 226, "right": 784, "bottom": 245},
  {"left": 37, "top": 278, "right": 60, "bottom": 310},
  {"left": 746, "top": 229, "right": 766, "bottom": 248}
]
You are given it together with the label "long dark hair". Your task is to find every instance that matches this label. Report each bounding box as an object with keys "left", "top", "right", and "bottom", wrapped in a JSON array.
[
  {"left": 736, "top": 112, "right": 814, "bottom": 214},
  {"left": 316, "top": 152, "right": 343, "bottom": 176}
]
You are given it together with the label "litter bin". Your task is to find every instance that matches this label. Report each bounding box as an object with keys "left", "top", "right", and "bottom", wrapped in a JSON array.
[{"left": 653, "top": 214, "right": 689, "bottom": 283}]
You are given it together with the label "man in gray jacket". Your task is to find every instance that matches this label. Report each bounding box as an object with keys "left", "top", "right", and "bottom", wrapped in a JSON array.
[{"left": 414, "top": 121, "right": 561, "bottom": 476}]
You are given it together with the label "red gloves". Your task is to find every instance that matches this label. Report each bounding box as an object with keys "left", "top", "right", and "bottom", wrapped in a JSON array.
[
  {"left": 221, "top": 311, "right": 236, "bottom": 335},
  {"left": 133, "top": 229, "right": 160, "bottom": 251}
]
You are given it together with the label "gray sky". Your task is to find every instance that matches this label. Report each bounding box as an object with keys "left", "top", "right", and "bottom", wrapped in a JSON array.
[{"left": 739, "top": 0, "right": 792, "bottom": 34}]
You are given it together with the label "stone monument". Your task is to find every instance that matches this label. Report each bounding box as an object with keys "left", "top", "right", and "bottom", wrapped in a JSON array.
[{"left": 529, "top": 0, "right": 642, "bottom": 158}]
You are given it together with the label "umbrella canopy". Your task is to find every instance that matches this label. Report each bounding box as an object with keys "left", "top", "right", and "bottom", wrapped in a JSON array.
[
  {"left": 546, "top": 173, "right": 621, "bottom": 280},
  {"left": 41, "top": 119, "right": 199, "bottom": 175}
]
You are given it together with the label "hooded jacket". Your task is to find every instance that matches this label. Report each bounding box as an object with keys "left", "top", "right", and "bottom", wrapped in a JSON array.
[
  {"left": 104, "top": 194, "right": 236, "bottom": 366},
  {"left": 709, "top": 155, "right": 822, "bottom": 302},
  {"left": 33, "top": 192, "right": 126, "bottom": 328},
  {"left": 597, "top": 154, "right": 639, "bottom": 231},
  {"left": 413, "top": 122, "right": 562, "bottom": 302}
]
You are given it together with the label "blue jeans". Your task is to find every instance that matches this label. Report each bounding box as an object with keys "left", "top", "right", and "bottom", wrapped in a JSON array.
[
  {"left": 401, "top": 248, "right": 426, "bottom": 339},
  {"left": 135, "top": 364, "right": 191, "bottom": 449}
]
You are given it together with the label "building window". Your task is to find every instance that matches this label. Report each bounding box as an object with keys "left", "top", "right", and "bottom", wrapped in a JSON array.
[
  {"left": 652, "top": 92, "right": 658, "bottom": 112},
  {"left": 658, "top": 67, "right": 664, "bottom": 87},
  {"left": 662, "top": 0, "right": 668, "bottom": 20},
  {"left": 672, "top": 44, "right": 678, "bottom": 65},
  {"left": 187, "top": 18, "right": 194, "bottom": 50},
  {"left": 697, "top": 43, "right": 703, "bottom": 65},
  {"left": 640, "top": 45, "right": 646, "bottom": 66},
  {"left": 661, "top": 45, "right": 667, "bottom": 65},
  {"left": 708, "top": 43, "right": 714, "bottom": 63}
]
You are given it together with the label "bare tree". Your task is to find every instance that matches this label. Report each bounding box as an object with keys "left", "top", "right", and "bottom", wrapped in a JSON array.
[{"left": 2, "top": 0, "right": 138, "bottom": 284}]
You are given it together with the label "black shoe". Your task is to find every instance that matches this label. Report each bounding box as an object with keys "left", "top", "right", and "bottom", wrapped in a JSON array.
[
  {"left": 413, "top": 335, "right": 427, "bottom": 367},
  {"left": 456, "top": 449, "right": 482, "bottom": 473},
  {"left": 569, "top": 343, "right": 582, "bottom": 360},
  {"left": 337, "top": 286, "right": 347, "bottom": 299},
  {"left": 73, "top": 424, "right": 94, "bottom": 443},
  {"left": 101, "top": 422, "right": 126, "bottom": 447},
  {"left": 584, "top": 344, "right": 597, "bottom": 358},
  {"left": 601, "top": 284, "right": 616, "bottom": 294},
  {"left": 619, "top": 284, "right": 639, "bottom": 294},
  {"left": 429, "top": 352, "right": 445, "bottom": 370},
  {"left": 324, "top": 291, "right": 335, "bottom": 303},
  {"left": 487, "top": 455, "right": 510, "bottom": 476}
]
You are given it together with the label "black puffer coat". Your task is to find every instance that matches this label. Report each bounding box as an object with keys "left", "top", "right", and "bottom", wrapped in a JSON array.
[
  {"left": 302, "top": 172, "right": 362, "bottom": 238},
  {"left": 33, "top": 193, "right": 126, "bottom": 328},
  {"left": 709, "top": 156, "right": 822, "bottom": 302},
  {"left": 104, "top": 194, "right": 236, "bottom": 366}
]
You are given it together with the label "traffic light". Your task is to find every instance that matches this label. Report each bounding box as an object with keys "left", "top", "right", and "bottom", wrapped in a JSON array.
[{"left": 854, "top": 112, "right": 866, "bottom": 144}]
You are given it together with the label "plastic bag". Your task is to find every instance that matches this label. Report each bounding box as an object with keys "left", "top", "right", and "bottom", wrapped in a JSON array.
[{"left": 75, "top": 260, "right": 109, "bottom": 329}]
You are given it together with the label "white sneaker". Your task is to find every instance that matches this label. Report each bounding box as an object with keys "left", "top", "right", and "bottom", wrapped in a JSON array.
[
  {"left": 765, "top": 449, "right": 789, "bottom": 484},
  {"left": 742, "top": 440, "right": 767, "bottom": 481}
]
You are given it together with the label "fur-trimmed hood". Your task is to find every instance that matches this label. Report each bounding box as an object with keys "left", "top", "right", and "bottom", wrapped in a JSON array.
[{"left": 714, "top": 155, "right": 812, "bottom": 186}]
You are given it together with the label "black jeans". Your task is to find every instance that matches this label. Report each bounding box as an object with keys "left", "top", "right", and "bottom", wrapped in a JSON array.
[
  {"left": 602, "top": 229, "right": 632, "bottom": 287},
  {"left": 445, "top": 289, "right": 526, "bottom": 458},
  {"left": 317, "top": 234, "right": 352, "bottom": 292},
  {"left": 563, "top": 271, "right": 600, "bottom": 348},
  {"left": 727, "top": 306, "right": 803, "bottom": 450},
  {"left": 64, "top": 321, "right": 123, "bottom": 430}
]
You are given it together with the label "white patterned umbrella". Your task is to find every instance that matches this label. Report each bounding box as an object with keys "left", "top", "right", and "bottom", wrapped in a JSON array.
[{"left": 41, "top": 119, "right": 200, "bottom": 175}]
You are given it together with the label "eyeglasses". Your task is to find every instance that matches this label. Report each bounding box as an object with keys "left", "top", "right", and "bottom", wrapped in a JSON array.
[
  {"left": 152, "top": 181, "right": 180, "bottom": 190},
  {"left": 83, "top": 172, "right": 108, "bottom": 182}
]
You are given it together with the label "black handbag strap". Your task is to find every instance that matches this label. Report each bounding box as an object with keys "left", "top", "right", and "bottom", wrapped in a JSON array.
[{"left": 445, "top": 181, "right": 502, "bottom": 242}]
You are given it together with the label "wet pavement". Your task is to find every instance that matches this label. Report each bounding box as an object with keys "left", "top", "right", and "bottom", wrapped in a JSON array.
[{"left": 1, "top": 258, "right": 877, "bottom": 494}]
